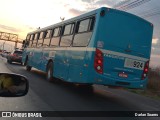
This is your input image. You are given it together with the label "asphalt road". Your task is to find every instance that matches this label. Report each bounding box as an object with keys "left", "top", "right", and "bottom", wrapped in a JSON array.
[{"left": 0, "top": 56, "right": 160, "bottom": 120}]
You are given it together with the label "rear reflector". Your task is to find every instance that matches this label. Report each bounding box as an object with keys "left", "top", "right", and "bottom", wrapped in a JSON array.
[
  {"left": 94, "top": 49, "right": 103, "bottom": 74},
  {"left": 141, "top": 61, "right": 149, "bottom": 80}
]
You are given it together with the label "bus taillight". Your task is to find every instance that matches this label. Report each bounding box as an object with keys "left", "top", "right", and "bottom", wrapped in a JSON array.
[
  {"left": 141, "top": 61, "right": 149, "bottom": 80},
  {"left": 94, "top": 49, "right": 103, "bottom": 74}
]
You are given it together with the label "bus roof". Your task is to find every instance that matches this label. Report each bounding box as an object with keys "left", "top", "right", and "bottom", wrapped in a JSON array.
[
  {"left": 27, "top": 7, "right": 152, "bottom": 34},
  {"left": 28, "top": 7, "right": 98, "bottom": 34}
]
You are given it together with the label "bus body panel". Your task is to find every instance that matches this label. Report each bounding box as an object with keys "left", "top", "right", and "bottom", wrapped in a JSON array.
[
  {"left": 52, "top": 47, "right": 88, "bottom": 82},
  {"left": 67, "top": 47, "right": 92, "bottom": 83},
  {"left": 54, "top": 48, "right": 69, "bottom": 80},
  {"left": 40, "top": 48, "right": 54, "bottom": 72},
  {"left": 32, "top": 48, "right": 44, "bottom": 69},
  {"left": 23, "top": 48, "right": 34, "bottom": 67}
]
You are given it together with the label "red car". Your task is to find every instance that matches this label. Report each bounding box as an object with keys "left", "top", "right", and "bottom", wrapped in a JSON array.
[{"left": 7, "top": 50, "right": 23, "bottom": 64}]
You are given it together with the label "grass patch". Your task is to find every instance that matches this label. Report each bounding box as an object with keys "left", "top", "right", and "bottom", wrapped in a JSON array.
[{"left": 129, "top": 67, "right": 160, "bottom": 100}]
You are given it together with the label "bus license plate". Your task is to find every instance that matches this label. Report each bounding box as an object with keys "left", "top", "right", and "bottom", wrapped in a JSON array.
[
  {"left": 118, "top": 72, "right": 128, "bottom": 78},
  {"left": 124, "top": 58, "right": 144, "bottom": 70}
]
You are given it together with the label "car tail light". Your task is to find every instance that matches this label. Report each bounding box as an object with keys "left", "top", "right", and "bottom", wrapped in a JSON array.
[
  {"left": 13, "top": 53, "right": 17, "bottom": 56},
  {"left": 94, "top": 49, "right": 103, "bottom": 74},
  {"left": 141, "top": 61, "right": 149, "bottom": 80}
]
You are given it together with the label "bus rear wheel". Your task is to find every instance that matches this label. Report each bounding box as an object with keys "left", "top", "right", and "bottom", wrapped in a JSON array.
[{"left": 46, "top": 62, "right": 54, "bottom": 82}]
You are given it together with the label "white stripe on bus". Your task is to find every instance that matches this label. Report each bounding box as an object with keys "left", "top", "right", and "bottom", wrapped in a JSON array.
[
  {"left": 100, "top": 49, "right": 148, "bottom": 61},
  {"left": 42, "top": 47, "right": 148, "bottom": 61},
  {"left": 43, "top": 47, "right": 95, "bottom": 51}
]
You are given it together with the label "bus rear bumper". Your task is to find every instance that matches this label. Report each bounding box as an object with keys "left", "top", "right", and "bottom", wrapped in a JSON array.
[{"left": 94, "top": 75, "right": 147, "bottom": 89}]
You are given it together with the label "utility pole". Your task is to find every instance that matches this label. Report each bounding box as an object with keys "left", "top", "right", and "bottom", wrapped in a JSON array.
[{"left": 2, "top": 41, "right": 6, "bottom": 51}]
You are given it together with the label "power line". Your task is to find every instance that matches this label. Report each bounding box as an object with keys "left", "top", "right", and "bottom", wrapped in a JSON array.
[
  {"left": 114, "top": 0, "right": 132, "bottom": 8},
  {"left": 138, "top": 7, "right": 160, "bottom": 18},
  {"left": 138, "top": 7, "right": 160, "bottom": 15},
  {"left": 114, "top": 0, "right": 151, "bottom": 11},
  {"left": 114, "top": 0, "right": 160, "bottom": 18},
  {"left": 142, "top": 11, "right": 160, "bottom": 18},
  {"left": 114, "top": 0, "right": 141, "bottom": 10}
]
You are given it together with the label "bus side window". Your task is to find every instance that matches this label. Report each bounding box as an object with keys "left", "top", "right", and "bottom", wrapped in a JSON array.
[
  {"left": 50, "top": 27, "right": 61, "bottom": 46},
  {"left": 78, "top": 19, "right": 90, "bottom": 33},
  {"left": 60, "top": 23, "right": 74, "bottom": 47},
  {"left": 43, "top": 29, "right": 52, "bottom": 47},
  {"left": 32, "top": 33, "right": 39, "bottom": 47},
  {"left": 37, "top": 32, "right": 44, "bottom": 47},
  {"left": 29, "top": 34, "right": 35, "bottom": 47},
  {"left": 73, "top": 17, "right": 95, "bottom": 47},
  {"left": 39, "top": 32, "right": 44, "bottom": 39},
  {"left": 26, "top": 35, "right": 30, "bottom": 39},
  {"left": 25, "top": 34, "right": 31, "bottom": 47}
]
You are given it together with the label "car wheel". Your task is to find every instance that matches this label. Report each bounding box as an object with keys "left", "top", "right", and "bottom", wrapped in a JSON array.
[
  {"left": 26, "top": 59, "right": 32, "bottom": 71},
  {"left": 46, "top": 62, "right": 54, "bottom": 82},
  {"left": 7, "top": 59, "right": 12, "bottom": 64}
]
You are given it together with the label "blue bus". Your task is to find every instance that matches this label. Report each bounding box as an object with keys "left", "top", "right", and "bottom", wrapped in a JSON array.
[{"left": 22, "top": 7, "right": 153, "bottom": 89}]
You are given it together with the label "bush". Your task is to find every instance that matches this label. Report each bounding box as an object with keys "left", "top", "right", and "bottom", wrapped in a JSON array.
[{"left": 147, "top": 67, "right": 160, "bottom": 92}]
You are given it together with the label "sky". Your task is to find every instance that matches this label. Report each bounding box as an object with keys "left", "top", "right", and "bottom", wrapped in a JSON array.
[
  {"left": 0, "top": 0, "right": 159, "bottom": 67},
  {"left": 0, "top": 0, "right": 123, "bottom": 39},
  {"left": 0, "top": 0, "right": 122, "bottom": 50}
]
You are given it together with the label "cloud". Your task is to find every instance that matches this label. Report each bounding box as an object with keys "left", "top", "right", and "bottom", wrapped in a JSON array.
[
  {"left": 81, "top": 0, "right": 121, "bottom": 6},
  {"left": 151, "top": 48, "right": 160, "bottom": 55},
  {"left": 69, "top": 8, "right": 85, "bottom": 16},
  {"left": 24, "top": 25, "right": 36, "bottom": 31},
  {"left": 151, "top": 38, "right": 160, "bottom": 56},
  {"left": 68, "top": 0, "right": 123, "bottom": 16},
  {"left": 95, "top": 0, "right": 121, "bottom": 7},
  {"left": 152, "top": 38, "right": 158, "bottom": 44},
  {"left": 150, "top": 54, "right": 160, "bottom": 67},
  {"left": 0, "top": 24, "right": 22, "bottom": 33},
  {"left": 81, "top": 0, "right": 111, "bottom": 10},
  {"left": 152, "top": 38, "right": 160, "bottom": 48},
  {"left": 81, "top": 0, "right": 94, "bottom": 3}
]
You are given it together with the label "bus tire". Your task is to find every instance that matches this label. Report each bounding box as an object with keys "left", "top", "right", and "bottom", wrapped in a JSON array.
[
  {"left": 26, "top": 59, "right": 32, "bottom": 71},
  {"left": 46, "top": 62, "right": 54, "bottom": 82}
]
